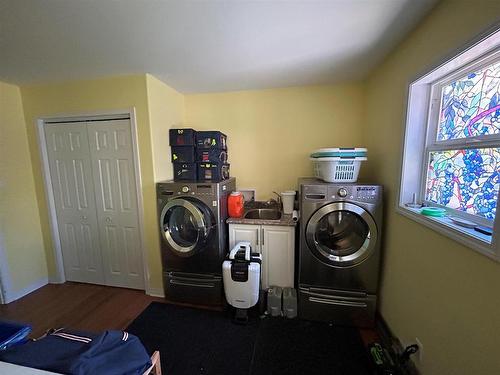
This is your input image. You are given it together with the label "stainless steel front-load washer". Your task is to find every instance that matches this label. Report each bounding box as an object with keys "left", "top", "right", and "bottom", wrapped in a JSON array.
[
  {"left": 298, "top": 178, "right": 383, "bottom": 327},
  {"left": 157, "top": 178, "right": 235, "bottom": 306}
]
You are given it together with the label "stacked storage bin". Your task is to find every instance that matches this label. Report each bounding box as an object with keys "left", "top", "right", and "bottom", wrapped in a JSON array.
[
  {"left": 170, "top": 128, "right": 197, "bottom": 181},
  {"left": 196, "top": 131, "right": 229, "bottom": 181},
  {"left": 169, "top": 129, "right": 230, "bottom": 182}
]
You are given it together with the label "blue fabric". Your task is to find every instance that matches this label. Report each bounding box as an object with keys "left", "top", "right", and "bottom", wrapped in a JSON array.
[
  {"left": 0, "top": 329, "right": 151, "bottom": 375},
  {"left": 0, "top": 320, "right": 32, "bottom": 351}
]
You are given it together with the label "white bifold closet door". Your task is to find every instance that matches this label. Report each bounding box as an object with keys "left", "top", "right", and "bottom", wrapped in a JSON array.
[{"left": 44, "top": 119, "right": 144, "bottom": 290}]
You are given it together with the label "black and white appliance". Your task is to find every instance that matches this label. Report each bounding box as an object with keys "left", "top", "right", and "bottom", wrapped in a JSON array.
[
  {"left": 157, "top": 178, "right": 235, "bottom": 305},
  {"left": 223, "top": 242, "right": 262, "bottom": 322},
  {"left": 298, "top": 178, "right": 383, "bottom": 327}
]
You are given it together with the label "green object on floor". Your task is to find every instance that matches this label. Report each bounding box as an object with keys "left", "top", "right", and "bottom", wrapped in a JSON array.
[{"left": 420, "top": 207, "right": 446, "bottom": 217}]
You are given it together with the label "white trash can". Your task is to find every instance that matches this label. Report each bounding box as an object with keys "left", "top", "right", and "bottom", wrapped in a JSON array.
[{"left": 281, "top": 191, "right": 296, "bottom": 215}]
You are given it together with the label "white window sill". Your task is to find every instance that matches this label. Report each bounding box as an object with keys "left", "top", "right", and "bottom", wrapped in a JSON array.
[{"left": 396, "top": 206, "right": 498, "bottom": 262}]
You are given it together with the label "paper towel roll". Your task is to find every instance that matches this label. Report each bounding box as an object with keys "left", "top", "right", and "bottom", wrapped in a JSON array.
[{"left": 292, "top": 210, "right": 300, "bottom": 222}]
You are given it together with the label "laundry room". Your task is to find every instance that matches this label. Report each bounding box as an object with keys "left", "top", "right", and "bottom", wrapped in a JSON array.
[{"left": 1, "top": 1, "right": 500, "bottom": 375}]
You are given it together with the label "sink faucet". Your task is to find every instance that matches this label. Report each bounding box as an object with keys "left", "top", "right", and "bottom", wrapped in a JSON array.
[
  {"left": 272, "top": 191, "right": 281, "bottom": 204},
  {"left": 267, "top": 192, "right": 283, "bottom": 210}
]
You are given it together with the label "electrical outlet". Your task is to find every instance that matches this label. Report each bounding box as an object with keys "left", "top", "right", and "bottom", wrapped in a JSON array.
[{"left": 415, "top": 337, "right": 423, "bottom": 363}]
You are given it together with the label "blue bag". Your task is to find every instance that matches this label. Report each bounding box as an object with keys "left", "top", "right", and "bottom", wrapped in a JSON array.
[
  {"left": 0, "top": 320, "right": 32, "bottom": 351},
  {"left": 0, "top": 329, "right": 151, "bottom": 374}
]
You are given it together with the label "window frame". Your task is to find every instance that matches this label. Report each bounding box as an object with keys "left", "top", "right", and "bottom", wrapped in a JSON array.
[
  {"left": 421, "top": 51, "right": 500, "bottom": 227},
  {"left": 398, "top": 25, "right": 500, "bottom": 262}
]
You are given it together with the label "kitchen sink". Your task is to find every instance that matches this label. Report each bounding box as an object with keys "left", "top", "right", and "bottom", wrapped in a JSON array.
[{"left": 244, "top": 209, "right": 282, "bottom": 220}]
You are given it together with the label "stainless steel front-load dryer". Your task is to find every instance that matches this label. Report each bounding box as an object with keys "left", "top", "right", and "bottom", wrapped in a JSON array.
[
  {"left": 298, "top": 178, "right": 383, "bottom": 327},
  {"left": 157, "top": 178, "right": 235, "bottom": 306}
]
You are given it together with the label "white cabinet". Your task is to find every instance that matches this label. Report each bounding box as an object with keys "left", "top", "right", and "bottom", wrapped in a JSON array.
[
  {"left": 229, "top": 224, "right": 260, "bottom": 252},
  {"left": 229, "top": 224, "right": 295, "bottom": 289},
  {"left": 261, "top": 225, "right": 295, "bottom": 290}
]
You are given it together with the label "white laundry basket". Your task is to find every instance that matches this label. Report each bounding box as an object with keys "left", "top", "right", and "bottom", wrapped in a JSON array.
[{"left": 310, "top": 148, "right": 367, "bottom": 183}]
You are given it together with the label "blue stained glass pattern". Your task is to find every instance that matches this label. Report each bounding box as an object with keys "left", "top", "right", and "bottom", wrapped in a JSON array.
[
  {"left": 425, "top": 148, "right": 499, "bottom": 220},
  {"left": 438, "top": 60, "right": 500, "bottom": 141}
]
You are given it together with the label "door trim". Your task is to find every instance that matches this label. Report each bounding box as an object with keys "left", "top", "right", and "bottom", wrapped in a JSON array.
[
  {"left": 36, "top": 108, "right": 150, "bottom": 293},
  {"left": 0, "top": 232, "right": 10, "bottom": 303}
]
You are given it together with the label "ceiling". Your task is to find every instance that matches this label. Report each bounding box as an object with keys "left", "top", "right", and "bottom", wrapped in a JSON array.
[{"left": 0, "top": 0, "right": 438, "bottom": 93}]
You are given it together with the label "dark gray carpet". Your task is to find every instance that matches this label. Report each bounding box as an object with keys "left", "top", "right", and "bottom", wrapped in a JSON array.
[{"left": 126, "top": 302, "right": 371, "bottom": 375}]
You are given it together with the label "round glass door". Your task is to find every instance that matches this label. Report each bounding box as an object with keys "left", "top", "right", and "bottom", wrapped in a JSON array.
[
  {"left": 306, "top": 202, "right": 377, "bottom": 267},
  {"left": 161, "top": 199, "right": 211, "bottom": 256}
]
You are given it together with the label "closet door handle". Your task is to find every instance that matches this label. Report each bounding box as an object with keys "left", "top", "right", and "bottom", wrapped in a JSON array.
[
  {"left": 261, "top": 228, "right": 265, "bottom": 246},
  {"left": 256, "top": 229, "right": 259, "bottom": 246},
  {"left": 106, "top": 217, "right": 112, "bottom": 223}
]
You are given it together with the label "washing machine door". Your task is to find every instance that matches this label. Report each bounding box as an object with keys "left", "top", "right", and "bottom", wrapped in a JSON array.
[
  {"left": 305, "top": 202, "right": 378, "bottom": 267},
  {"left": 160, "top": 198, "right": 214, "bottom": 257}
]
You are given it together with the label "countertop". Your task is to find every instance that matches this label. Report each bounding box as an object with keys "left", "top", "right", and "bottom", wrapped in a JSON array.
[{"left": 226, "top": 213, "right": 297, "bottom": 226}]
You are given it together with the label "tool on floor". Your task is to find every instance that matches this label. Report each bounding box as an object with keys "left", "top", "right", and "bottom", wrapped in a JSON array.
[
  {"left": 368, "top": 342, "right": 400, "bottom": 375},
  {"left": 223, "top": 242, "right": 262, "bottom": 324}
]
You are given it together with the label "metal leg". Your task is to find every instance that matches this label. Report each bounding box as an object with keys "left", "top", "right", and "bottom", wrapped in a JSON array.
[{"left": 143, "top": 351, "right": 162, "bottom": 375}]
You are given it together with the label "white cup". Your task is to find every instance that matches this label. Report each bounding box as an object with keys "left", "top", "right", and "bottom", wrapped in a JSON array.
[{"left": 281, "top": 191, "right": 296, "bottom": 214}]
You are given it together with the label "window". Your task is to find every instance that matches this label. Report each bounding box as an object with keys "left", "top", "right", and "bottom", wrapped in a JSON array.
[{"left": 399, "top": 27, "right": 500, "bottom": 261}]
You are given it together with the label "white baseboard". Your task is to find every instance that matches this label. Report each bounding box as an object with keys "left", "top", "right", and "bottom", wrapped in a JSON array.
[
  {"left": 146, "top": 287, "right": 165, "bottom": 298},
  {"left": 48, "top": 276, "right": 65, "bottom": 284},
  {"left": 4, "top": 277, "right": 48, "bottom": 304}
]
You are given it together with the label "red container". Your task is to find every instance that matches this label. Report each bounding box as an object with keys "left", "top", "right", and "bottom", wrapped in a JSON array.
[{"left": 228, "top": 192, "right": 244, "bottom": 218}]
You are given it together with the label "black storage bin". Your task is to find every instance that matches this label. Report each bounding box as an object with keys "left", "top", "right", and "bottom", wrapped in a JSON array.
[
  {"left": 171, "top": 146, "right": 196, "bottom": 163},
  {"left": 197, "top": 162, "right": 230, "bottom": 181},
  {"left": 196, "top": 148, "right": 228, "bottom": 163},
  {"left": 173, "top": 163, "right": 197, "bottom": 181},
  {"left": 169, "top": 128, "right": 196, "bottom": 146},
  {"left": 196, "top": 131, "right": 227, "bottom": 150}
]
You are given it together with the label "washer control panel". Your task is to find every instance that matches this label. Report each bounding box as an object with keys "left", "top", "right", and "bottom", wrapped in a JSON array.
[
  {"left": 327, "top": 186, "right": 354, "bottom": 200},
  {"left": 356, "top": 186, "right": 378, "bottom": 200},
  {"left": 324, "top": 185, "right": 381, "bottom": 202}
]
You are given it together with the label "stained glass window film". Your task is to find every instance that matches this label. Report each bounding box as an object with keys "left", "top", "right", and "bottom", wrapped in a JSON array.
[
  {"left": 425, "top": 148, "right": 499, "bottom": 220},
  {"left": 437, "top": 60, "right": 500, "bottom": 141}
]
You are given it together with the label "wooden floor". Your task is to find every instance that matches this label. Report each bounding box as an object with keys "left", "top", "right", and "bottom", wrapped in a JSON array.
[{"left": 0, "top": 282, "right": 163, "bottom": 338}]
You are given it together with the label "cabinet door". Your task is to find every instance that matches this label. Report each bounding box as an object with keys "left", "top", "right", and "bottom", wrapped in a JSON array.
[
  {"left": 228, "top": 224, "right": 261, "bottom": 253},
  {"left": 261, "top": 225, "right": 295, "bottom": 289}
]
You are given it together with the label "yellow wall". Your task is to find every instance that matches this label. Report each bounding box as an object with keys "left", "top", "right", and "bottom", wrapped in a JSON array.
[
  {"left": 146, "top": 74, "right": 185, "bottom": 182},
  {"left": 0, "top": 81, "right": 48, "bottom": 299},
  {"left": 363, "top": 1, "right": 500, "bottom": 374},
  {"left": 19, "top": 75, "right": 164, "bottom": 293},
  {"left": 185, "top": 84, "right": 365, "bottom": 198}
]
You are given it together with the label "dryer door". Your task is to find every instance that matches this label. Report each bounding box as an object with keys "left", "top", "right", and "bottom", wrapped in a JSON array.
[
  {"left": 305, "top": 202, "right": 378, "bottom": 267},
  {"left": 160, "top": 198, "right": 213, "bottom": 257}
]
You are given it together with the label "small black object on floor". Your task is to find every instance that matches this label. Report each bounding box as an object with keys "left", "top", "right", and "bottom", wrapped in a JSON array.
[{"left": 127, "top": 302, "right": 371, "bottom": 375}]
